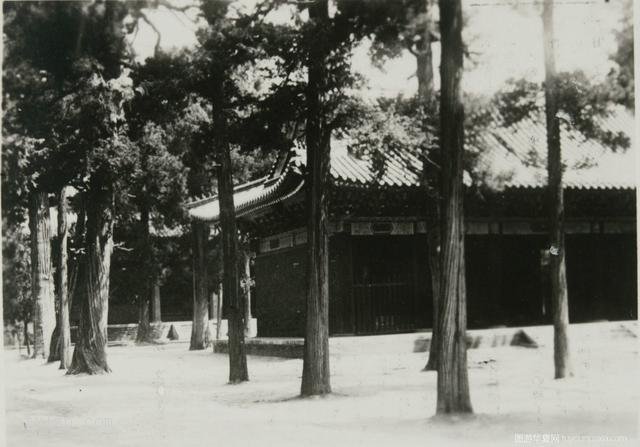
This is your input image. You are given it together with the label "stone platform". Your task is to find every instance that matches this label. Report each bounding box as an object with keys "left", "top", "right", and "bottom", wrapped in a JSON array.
[
  {"left": 213, "top": 337, "right": 304, "bottom": 358},
  {"left": 211, "top": 320, "right": 637, "bottom": 359}
]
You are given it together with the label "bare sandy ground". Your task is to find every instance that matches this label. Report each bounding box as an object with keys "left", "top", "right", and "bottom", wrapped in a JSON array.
[{"left": 3, "top": 322, "right": 638, "bottom": 447}]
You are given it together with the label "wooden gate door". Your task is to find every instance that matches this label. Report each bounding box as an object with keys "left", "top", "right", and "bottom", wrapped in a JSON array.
[{"left": 352, "top": 236, "right": 416, "bottom": 334}]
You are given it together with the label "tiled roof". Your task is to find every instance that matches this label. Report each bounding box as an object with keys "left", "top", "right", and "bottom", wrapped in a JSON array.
[
  {"left": 329, "top": 141, "right": 422, "bottom": 187},
  {"left": 477, "top": 107, "right": 635, "bottom": 190},
  {"left": 187, "top": 108, "right": 635, "bottom": 222},
  {"left": 187, "top": 160, "right": 305, "bottom": 222}
]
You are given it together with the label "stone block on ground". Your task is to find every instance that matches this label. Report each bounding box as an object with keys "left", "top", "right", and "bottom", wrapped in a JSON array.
[
  {"left": 167, "top": 325, "right": 180, "bottom": 341},
  {"left": 510, "top": 329, "right": 538, "bottom": 348}
]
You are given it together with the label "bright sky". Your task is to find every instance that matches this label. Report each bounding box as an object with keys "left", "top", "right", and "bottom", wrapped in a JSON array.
[{"left": 132, "top": 0, "right": 627, "bottom": 98}]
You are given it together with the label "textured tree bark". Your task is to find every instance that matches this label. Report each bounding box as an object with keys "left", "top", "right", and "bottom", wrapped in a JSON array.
[
  {"left": 67, "top": 197, "right": 85, "bottom": 329},
  {"left": 542, "top": 0, "right": 572, "bottom": 379},
  {"left": 436, "top": 0, "right": 473, "bottom": 414},
  {"left": 136, "top": 295, "right": 151, "bottom": 343},
  {"left": 215, "top": 77, "right": 249, "bottom": 383},
  {"left": 48, "top": 325, "right": 61, "bottom": 363},
  {"left": 190, "top": 221, "right": 210, "bottom": 350},
  {"left": 58, "top": 186, "right": 71, "bottom": 370},
  {"left": 301, "top": 0, "right": 331, "bottom": 397},
  {"left": 24, "top": 319, "right": 31, "bottom": 356},
  {"left": 53, "top": 200, "right": 84, "bottom": 363},
  {"left": 48, "top": 246, "right": 62, "bottom": 363},
  {"left": 424, "top": 226, "right": 441, "bottom": 371},
  {"left": 29, "top": 191, "right": 55, "bottom": 359},
  {"left": 136, "top": 203, "right": 155, "bottom": 344},
  {"left": 416, "top": 0, "right": 435, "bottom": 101},
  {"left": 216, "top": 284, "right": 223, "bottom": 340},
  {"left": 68, "top": 185, "right": 114, "bottom": 374},
  {"left": 416, "top": 0, "right": 442, "bottom": 372},
  {"left": 242, "top": 251, "right": 252, "bottom": 336},
  {"left": 49, "top": 199, "right": 83, "bottom": 363},
  {"left": 152, "top": 282, "right": 162, "bottom": 323}
]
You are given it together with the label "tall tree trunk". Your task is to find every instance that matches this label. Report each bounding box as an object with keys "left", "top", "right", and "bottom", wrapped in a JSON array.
[
  {"left": 436, "top": 0, "right": 473, "bottom": 414},
  {"left": 416, "top": 0, "right": 435, "bottom": 101},
  {"left": 58, "top": 186, "right": 71, "bottom": 369},
  {"left": 190, "top": 221, "right": 210, "bottom": 350},
  {"left": 67, "top": 196, "right": 86, "bottom": 328},
  {"left": 216, "top": 283, "right": 223, "bottom": 340},
  {"left": 23, "top": 318, "right": 31, "bottom": 357},
  {"left": 29, "top": 191, "right": 55, "bottom": 359},
  {"left": 242, "top": 251, "right": 253, "bottom": 336},
  {"left": 542, "top": 0, "right": 572, "bottom": 379},
  {"left": 136, "top": 294, "right": 152, "bottom": 343},
  {"left": 301, "top": 0, "right": 331, "bottom": 397},
  {"left": 424, "top": 225, "right": 441, "bottom": 371},
  {"left": 48, "top": 259, "right": 61, "bottom": 363},
  {"left": 68, "top": 184, "right": 114, "bottom": 375},
  {"left": 415, "top": 0, "right": 442, "bottom": 372},
  {"left": 47, "top": 324, "right": 61, "bottom": 363},
  {"left": 136, "top": 202, "right": 155, "bottom": 344},
  {"left": 214, "top": 78, "right": 249, "bottom": 383},
  {"left": 49, "top": 188, "right": 73, "bottom": 364},
  {"left": 152, "top": 281, "right": 162, "bottom": 322}
]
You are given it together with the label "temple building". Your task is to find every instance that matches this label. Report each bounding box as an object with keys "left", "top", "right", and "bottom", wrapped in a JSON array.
[{"left": 187, "top": 110, "right": 636, "bottom": 337}]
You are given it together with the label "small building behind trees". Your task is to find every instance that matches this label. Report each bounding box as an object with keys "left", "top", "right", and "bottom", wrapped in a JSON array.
[{"left": 187, "top": 109, "right": 636, "bottom": 337}]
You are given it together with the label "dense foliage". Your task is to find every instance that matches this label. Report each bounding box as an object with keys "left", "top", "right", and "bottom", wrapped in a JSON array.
[
  {"left": 607, "top": 0, "right": 634, "bottom": 109},
  {"left": 493, "top": 71, "right": 631, "bottom": 155}
]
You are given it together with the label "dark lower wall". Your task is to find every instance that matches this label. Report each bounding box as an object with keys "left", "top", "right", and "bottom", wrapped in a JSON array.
[
  {"left": 99, "top": 231, "right": 637, "bottom": 333},
  {"left": 413, "top": 234, "right": 432, "bottom": 329},
  {"left": 159, "top": 284, "right": 193, "bottom": 323},
  {"left": 329, "top": 234, "right": 353, "bottom": 335},
  {"left": 466, "top": 235, "right": 546, "bottom": 328},
  {"left": 566, "top": 233, "right": 637, "bottom": 322},
  {"left": 465, "top": 233, "right": 637, "bottom": 328},
  {"left": 255, "top": 245, "right": 307, "bottom": 337},
  {"left": 255, "top": 231, "right": 638, "bottom": 337},
  {"left": 256, "top": 234, "right": 432, "bottom": 337},
  {"left": 72, "top": 287, "right": 192, "bottom": 326},
  {"left": 255, "top": 235, "right": 366, "bottom": 337}
]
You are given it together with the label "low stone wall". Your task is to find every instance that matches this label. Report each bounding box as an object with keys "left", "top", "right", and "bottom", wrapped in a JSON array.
[
  {"left": 212, "top": 321, "right": 638, "bottom": 359},
  {"left": 69, "top": 322, "right": 193, "bottom": 345},
  {"left": 4, "top": 318, "right": 259, "bottom": 349},
  {"left": 413, "top": 321, "right": 638, "bottom": 352},
  {"left": 413, "top": 329, "right": 538, "bottom": 352},
  {"left": 67, "top": 318, "right": 257, "bottom": 345},
  {"left": 213, "top": 337, "right": 304, "bottom": 358},
  {"left": 211, "top": 330, "right": 535, "bottom": 360}
]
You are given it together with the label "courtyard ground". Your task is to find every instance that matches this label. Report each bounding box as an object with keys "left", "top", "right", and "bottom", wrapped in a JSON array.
[{"left": 3, "top": 321, "right": 639, "bottom": 447}]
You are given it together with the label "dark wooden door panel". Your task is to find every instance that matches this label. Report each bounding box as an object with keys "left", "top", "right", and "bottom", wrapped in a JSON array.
[{"left": 352, "top": 236, "right": 417, "bottom": 334}]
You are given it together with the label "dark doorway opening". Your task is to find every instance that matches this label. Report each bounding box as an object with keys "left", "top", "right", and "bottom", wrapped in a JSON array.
[{"left": 351, "top": 236, "right": 417, "bottom": 334}]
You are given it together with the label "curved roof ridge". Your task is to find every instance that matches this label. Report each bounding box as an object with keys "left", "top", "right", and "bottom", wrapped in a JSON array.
[{"left": 188, "top": 107, "right": 635, "bottom": 221}]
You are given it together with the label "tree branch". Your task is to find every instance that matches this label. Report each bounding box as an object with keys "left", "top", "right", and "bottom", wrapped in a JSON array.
[
  {"left": 138, "top": 10, "right": 161, "bottom": 56},
  {"left": 153, "top": 0, "right": 199, "bottom": 13},
  {"left": 282, "top": 1, "right": 317, "bottom": 6}
]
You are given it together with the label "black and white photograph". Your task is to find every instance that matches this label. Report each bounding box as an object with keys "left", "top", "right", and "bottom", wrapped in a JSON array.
[{"left": 1, "top": 0, "right": 637, "bottom": 445}]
